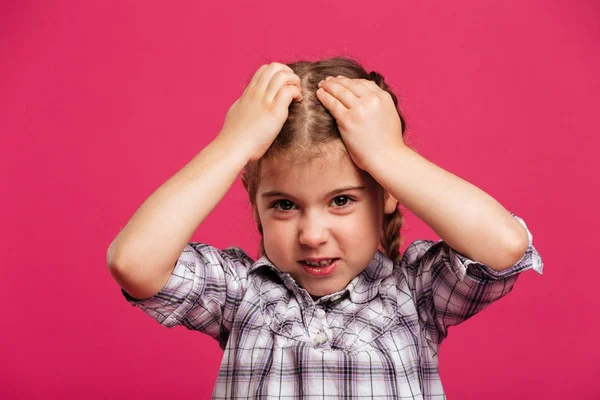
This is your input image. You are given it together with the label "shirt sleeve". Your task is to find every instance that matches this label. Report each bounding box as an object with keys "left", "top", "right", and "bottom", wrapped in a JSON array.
[
  {"left": 119, "top": 243, "right": 253, "bottom": 344},
  {"left": 401, "top": 213, "right": 543, "bottom": 345}
]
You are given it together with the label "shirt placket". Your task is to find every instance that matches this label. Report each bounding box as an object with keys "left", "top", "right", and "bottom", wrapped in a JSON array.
[{"left": 305, "top": 304, "right": 329, "bottom": 347}]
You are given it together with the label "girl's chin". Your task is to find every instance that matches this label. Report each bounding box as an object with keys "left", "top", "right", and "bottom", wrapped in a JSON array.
[{"left": 303, "top": 281, "right": 347, "bottom": 299}]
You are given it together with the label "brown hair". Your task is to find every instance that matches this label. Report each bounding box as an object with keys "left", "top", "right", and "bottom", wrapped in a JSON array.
[{"left": 241, "top": 56, "right": 407, "bottom": 263}]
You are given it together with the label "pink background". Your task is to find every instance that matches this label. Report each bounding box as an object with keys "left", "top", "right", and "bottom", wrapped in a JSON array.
[{"left": 1, "top": 0, "right": 598, "bottom": 398}]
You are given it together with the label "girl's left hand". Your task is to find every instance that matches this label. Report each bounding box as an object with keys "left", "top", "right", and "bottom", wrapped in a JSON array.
[{"left": 316, "top": 75, "right": 406, "bottom": 171}]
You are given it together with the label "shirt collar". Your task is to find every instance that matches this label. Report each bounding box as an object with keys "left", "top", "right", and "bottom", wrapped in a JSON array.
[{"left": 248, "top": 249, "right": 394, "bottom": 304}]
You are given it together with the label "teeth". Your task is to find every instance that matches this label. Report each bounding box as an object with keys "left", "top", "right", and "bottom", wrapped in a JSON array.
[{"left": 304, "top": 259, "right": 333, "bottom": 267}]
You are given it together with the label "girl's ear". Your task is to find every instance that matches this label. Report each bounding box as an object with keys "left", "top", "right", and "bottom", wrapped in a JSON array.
[{"left": 383, "top": 190, "right": 399, "bottom": 214}]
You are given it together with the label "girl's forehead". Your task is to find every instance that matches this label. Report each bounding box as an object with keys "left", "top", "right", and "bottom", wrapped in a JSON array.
[
  {"left": 258, "top": 150, "right": 373, "bottom": 193},
  {"left": 261, "top": 141, "right": 348, "bottom": 175}
]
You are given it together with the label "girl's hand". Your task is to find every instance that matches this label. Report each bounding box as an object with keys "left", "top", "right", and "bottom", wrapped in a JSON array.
[
  {"left": 316, "top": 75, "right": 405, "bottom": 171},
  {"left": 218, "top": 62, "right": 303, "bottom": 163}
]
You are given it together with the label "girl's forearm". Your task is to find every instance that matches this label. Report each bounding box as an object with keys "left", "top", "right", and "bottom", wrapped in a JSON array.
[
  {"left": 107, "top": 134, "right": 249, "bottom": 298},
  {"left": 368, "top": 144, "right": 529, "bottom": 271}
]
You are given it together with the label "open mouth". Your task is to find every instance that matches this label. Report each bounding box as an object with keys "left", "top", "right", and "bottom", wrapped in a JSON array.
[
  {"left": 298, "top": 258, "right": 340, "bottom": 277},
  {"left": 299, "top": 258, "right": 339, "bottom": 267}
]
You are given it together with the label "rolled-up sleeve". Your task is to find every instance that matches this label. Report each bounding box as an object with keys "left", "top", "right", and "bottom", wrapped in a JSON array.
[
  {"left": 402, "top": 213, "right": 543, "bottom": 344},
  {"left": 120, "top": 243, "right": 253, "bottom": 343}
]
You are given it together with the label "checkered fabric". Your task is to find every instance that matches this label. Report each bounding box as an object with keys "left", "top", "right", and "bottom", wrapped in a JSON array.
[{"left": 121, "top": 213, "right": 543, "bottom": 399}]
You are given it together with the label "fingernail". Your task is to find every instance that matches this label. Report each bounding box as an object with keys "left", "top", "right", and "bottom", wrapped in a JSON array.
[
  {"left": 318, "top": 80, "right": 324, "bottom": 87},
  {"left": 325, "top": 76, "right": 333, "bottom": 81}
]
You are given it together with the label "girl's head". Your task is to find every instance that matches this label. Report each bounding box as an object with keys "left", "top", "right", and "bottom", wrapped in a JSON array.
[{"left": 241, "top": 57, "right": 407, "bottom": 297}]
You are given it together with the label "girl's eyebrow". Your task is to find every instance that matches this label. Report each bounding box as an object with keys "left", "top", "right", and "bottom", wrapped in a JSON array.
[{"left": 261, "top": 186, "right": 366, "bottom": 200}]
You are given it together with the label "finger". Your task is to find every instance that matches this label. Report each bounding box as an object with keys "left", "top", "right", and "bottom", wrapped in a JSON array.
[
  {"left": 265, "top": 71, "right": 302, "bottom": 103},
  {"left": 255, "top": 62, "right": 294, "bottom": 92},
  {"left": 272, "top": 84, "right": 303, "bottom": 112},
  {"left": 316, "top": 87, "right": 348, "bottom": 119},
  {"left": 317, "top": 79, "right": 359, "bottom": 109},
  {"left": 248, "top": 64, "right": 269, "bottom": 88},
  {"left": 332, "top": 76, "right": 372, "bottom": 98},
  {"left": 360, "top": 78, "right": 381, "bottom": 92}
]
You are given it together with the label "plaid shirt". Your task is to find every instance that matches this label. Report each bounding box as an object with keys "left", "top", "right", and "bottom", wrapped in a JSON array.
[{"left": 121, "top": 213, "right": 543, "bottom": 399}]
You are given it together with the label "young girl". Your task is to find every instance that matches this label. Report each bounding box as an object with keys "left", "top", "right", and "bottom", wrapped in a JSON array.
[{"left": 107, "top": 57, "right": 543, "bottom": 399}]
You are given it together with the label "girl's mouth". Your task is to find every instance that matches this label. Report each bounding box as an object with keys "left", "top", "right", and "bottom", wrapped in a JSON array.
[{"left": 299, "top": 258, "right": 340, "bottom": 277}]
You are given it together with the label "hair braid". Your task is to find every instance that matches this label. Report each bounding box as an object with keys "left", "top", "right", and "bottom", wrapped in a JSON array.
[
  {"left": 382, "top": 207, "right": 405, "bottom": 263},
  {"left": 369, "top": 70, "right": 406, "bottom": 263},
  {"left": 257, "top": 223, "right": 265, "bottom": 258}
]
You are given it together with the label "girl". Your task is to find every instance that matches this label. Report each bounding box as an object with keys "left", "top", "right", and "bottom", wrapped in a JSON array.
[{"left": 107, "top": 57, "right": 543, "bottom": 399}]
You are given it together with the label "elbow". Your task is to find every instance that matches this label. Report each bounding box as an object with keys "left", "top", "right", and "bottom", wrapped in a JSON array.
[
  {"left": 108, "top": 263, "right": 169, "bottom": 301},
  {"left": 507, "top": 233, "right": 529, "bottom": 268},
  {"left": 106, "top": 244, "right": 175, "bottom": 301},
  {"left": 106, "top": 244, "right": 135, "bottom": 293},
  {"left": 107, "top": 239, "right": 130, "bottom": 270},
  {"left": 490, "top": 228, "right": 529, "bottom": 272},
  {"left": 107, "top": 243, "right": 118, "bottom": 269},
  {"left": 507, "top": 219, "right": 530, "bottom": 266}
]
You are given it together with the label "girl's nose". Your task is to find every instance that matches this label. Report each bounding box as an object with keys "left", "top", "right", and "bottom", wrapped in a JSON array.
[{"left": 298, "top": 216, "right": 329, "bottom": 248}]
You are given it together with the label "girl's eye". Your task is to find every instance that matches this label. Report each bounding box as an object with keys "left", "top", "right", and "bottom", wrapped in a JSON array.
[
  {"left": 330, "top": 195, "right": 354, "bottom": 208},
  {"left": 271, "top": 199, "right": 297, "bottom": 212},
  {"left": 270, "top": 196, "right": 355, "bottom": 213}
]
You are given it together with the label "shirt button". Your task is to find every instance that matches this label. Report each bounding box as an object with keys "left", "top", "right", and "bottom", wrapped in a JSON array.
[
  {"left": 316, "top": 309, "right": 325, "bottom": 318},
  {"left": 314, "top": 331, "right": 328, "bottom": 344},
  {"left": 330, "top": 294, "right": 342, "bottom": 302}
]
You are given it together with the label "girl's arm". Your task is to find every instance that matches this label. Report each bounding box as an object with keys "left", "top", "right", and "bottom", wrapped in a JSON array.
[
  {"left": 107, "top": 62, "right": 303, "bottom": 300},
  {"left": 315, "top": 76, "right": 529, "bottom": 272},
  {"left": 107, "top": 136, "right": 250, "bottom": 300},
  {"left": 368, "top": 144, "right": 530, "bottom": 272}
]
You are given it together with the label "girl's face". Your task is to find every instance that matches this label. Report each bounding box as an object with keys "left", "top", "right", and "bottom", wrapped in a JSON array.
[{"left": 255, "top": 141, "right": 397, "bottom": 298}]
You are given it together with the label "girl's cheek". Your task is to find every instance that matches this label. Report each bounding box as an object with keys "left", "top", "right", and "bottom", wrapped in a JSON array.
[
  {"left": 341, "top": 212, "right": 378, "bottom": 239},
  {"left": 264, "top": 218, "right": 295, "bottom": 237}
]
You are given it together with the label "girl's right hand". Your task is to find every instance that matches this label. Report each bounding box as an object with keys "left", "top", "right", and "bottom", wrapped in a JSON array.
[{"left": 218, "top": 62, "right": 303, "bottom": 163}]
